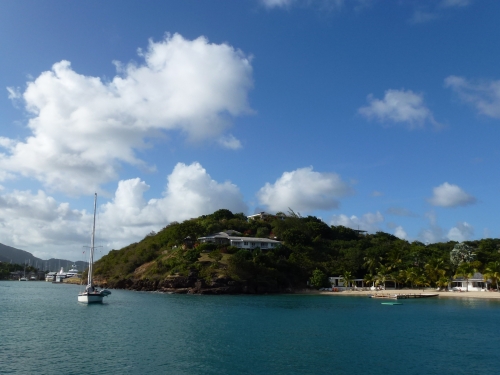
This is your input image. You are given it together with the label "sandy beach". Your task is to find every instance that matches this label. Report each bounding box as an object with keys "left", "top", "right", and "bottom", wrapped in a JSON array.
[{"left": 319, "top": 288, "right": 500, "bottom": 300}]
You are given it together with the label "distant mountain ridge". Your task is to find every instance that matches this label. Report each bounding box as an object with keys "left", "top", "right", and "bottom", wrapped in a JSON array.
[{"left": 0, "top": 243, "right": 88, "bottom": 272}]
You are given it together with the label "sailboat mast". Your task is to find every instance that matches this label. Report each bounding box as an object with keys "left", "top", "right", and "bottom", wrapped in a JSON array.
[{"left": 88, "top": 193, "right": 97, "bottom": 286}]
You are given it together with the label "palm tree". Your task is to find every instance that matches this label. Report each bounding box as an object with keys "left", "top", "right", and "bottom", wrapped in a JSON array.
[
  {"left": 363, "top": 273, "right": 375, "bottom": 290},
  {"left": 415, "top": 274, "right": 430, "bottom": 291},
  {"left": 398, "top": 269, "right": 410, "bottom": 289},
  {"left": 403, "top": 267, "right": 420, "bottom": 289},
  {"left": 363, "top": 256, "right": 383, "bottom": 275},
  {"left": 484, "top": 261, "right": 500, "bottom": 292},
  {"left": 341, "top": 271, "right": 354, "bottom": 291},
  {"left": 386, "top": 249, "right": 403, "bottom": 272},
  {"left": 436, "top": 276, "right": 450, "bottom": 291},
  {"left": 375, "top": 265, "right": 391, "bottom": 290},
  {"left": 454, "top": 262, "right": 477, "bottom": 292},
  {"left": 424, "top": 259, "right": 447, "bottom": 287},
  {"left": 391, "top": 271, "right": 405, "bottom": 290}
]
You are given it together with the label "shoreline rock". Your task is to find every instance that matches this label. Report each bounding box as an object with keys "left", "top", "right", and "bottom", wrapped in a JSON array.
[{"left": 98, "top": 275, "right": 298, "bottom": 295}]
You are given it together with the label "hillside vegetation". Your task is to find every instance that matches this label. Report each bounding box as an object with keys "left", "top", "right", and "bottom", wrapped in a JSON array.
[{"left": 93, "top": 209, "right": 500, "bottom": 293}]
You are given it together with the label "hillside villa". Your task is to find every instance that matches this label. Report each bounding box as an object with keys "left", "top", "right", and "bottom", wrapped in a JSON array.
[{"left": 198, "top": 231, "right": 281, "bottom": 251}]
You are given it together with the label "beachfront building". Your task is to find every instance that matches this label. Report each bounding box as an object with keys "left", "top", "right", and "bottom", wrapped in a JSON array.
[
  {"left": 198, "top": 231, "right": 281, "bottom": 251},
  {"left": 449, "top": 272, "right": 490, "bottom": 291},
  {"left": 329, "top": 277, "right": 367, "bottom": 290}
]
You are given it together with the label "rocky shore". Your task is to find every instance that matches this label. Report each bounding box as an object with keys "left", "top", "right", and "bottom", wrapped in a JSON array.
[{"left": 98, "top": 274, "right": 295, "bottom": 295}]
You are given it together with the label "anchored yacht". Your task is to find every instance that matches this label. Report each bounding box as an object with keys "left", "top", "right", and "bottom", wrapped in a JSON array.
[{"left": 66, "top": 264, "right": 80, "bottom": 278}]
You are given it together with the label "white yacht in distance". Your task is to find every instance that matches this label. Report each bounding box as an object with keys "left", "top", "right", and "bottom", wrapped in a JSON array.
[
  {"left": 55, "top": 267, "right": 67, "bottom": 282},
  {"left": 66, "top": 264, "right": 80, "bottom": 278},
  {"left": 78, "top": 193, "right": 111, "bottom": 304}
]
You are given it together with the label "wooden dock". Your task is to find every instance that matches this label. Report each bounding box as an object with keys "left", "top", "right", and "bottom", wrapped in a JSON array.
[{"left": 370, "top": 293, "right": 439, "bottom": 300}]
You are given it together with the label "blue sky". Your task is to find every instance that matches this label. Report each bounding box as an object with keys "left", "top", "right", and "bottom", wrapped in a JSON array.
[{"left": 1, "top": 0, "right": 499, "bottom": 260}]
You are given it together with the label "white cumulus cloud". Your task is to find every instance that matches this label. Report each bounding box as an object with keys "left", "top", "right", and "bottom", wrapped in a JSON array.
[
  {"left": 418, "top": 211, "right": 444, "bottom": 243},
  {"left": 218, "top": 134, "right": 242, "bottom": 150},
  {"left": 445, "top": 76, "right": 500, "bottom": 119},
  {"left": 418, "top": 211, "right": 474, "bottom": 244},
  {"left": 330, "top": 211, "right": 384, "bottom": 232},
  {"left": 2, "top": 33, "right": 253, "bottom": 195},
  {"left": 359, "top": 89, "right": 440, "bottom": 129},
  {"left": 428, "top": 182, "right": 476, "bottom": 207},
  {"left": 0, "top": 162, "right": 247, "bottom": 260},
  {"left": 394, "top": 226, "right": 408, "bottom": 240},
  {"left": 161, "top": 162, "right": 248, "bottom": 221},
  {"left": 419, "top": 227, "right": 444, "bottom": 244},
  {"left": 0, "top": 190, "right": 91, "bottom": 259},
  {"left": 100, "top": 162, "right": 248, "bottom": 248},
  {"left": 257, "top": 167, "right": 353, "bottom": 213},
  {"left": 447, "top": 222, "right": 474, "bottom": 242}
]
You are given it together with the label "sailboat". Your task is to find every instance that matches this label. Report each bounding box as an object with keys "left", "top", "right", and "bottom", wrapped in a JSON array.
[
  {"left": 19, "top": 261, "right": 28, "bottom": 281},
  {"left": 78, "top": 193, "right": 111, "bottom": 304}
]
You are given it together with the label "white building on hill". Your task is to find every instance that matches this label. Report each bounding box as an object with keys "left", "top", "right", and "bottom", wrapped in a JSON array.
[
  {"left": 198, "top": 231, "right": 281, "bottom": 250},
  {"left": 247, "top": 212, "right": 273, "bottom": 221}
]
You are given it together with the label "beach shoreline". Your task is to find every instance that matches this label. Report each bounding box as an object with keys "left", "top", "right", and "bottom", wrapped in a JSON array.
[{"left": 319, "top": 288, "right": 500, "bottom": 300}]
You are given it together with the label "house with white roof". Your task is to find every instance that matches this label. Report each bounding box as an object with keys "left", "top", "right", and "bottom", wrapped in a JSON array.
[
  {"left": 449, "top": 272, "right": 490, "bottom": 291},
  {"left": 247, "top": 212, "right": 274, "bottom": 221},
  {"left": 198, "top": 231, "right": 281, "bottom": 250}
]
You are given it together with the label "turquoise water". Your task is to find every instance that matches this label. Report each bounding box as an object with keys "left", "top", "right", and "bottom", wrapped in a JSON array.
[{"left": 1, "top": 281, "right": 499, "bottom": 375}]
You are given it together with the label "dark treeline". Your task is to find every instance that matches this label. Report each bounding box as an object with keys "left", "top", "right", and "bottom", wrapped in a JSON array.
[
  {"left": 0, "top": 261, "right": 39, "bottom": 280},
  {"left": 93, "top": 209, "right": 500, "bottom": 291}
]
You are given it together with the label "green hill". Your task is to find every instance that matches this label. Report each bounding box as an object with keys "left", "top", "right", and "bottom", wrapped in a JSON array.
[
  {"left": 0, "top": 243, "right": 88, "bottom": 272},
  {"left": 93, "top": 209, "right": 500, "bottom": 294}
]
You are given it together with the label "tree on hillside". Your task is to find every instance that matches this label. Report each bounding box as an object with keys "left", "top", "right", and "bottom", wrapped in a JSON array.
[
  {"left": 208, "top": 249, "right": 223, "bottom": 262},
  {"left": 386, "top": 246, "right": 404, "bottom": 272},
  {"left": 309, "top": 269, "right": 328, "bottom": 289},
  {"left": 484, "top": 261, "right": 500, "bottom": 292},
  {"left": 363, "top": 256, "right": 382, "bottom": 275},
  {"left": 210, "top": 209, "right": 234, "bottom": 221},
  {"left": 450, "top": 243, "right": 476, "bottom": 267}
]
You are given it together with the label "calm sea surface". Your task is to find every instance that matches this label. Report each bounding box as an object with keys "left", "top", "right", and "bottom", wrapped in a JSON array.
[{"left": 1, "top": 281, "right": 499, "bottom": 375}]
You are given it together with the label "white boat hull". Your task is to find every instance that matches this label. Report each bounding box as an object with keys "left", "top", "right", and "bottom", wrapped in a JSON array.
[{"left": 78, "top": 292, "right": 104, "bottom": 304}]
